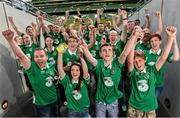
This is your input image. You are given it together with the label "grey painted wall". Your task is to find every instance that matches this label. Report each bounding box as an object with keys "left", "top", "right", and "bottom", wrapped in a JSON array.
[
  {"left": 0, "top": 2, "right": 50, "bottom": 116},
  {"left": 130, "top": 0, "right": 180, "bottom": 116}
]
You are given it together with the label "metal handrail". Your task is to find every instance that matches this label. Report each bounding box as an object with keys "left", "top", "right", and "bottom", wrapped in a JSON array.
[
  {"left": 128, "top": 0, "right": 152, "bottom": 18},
  {"left": 2, "top": 0, "right": 54, "bottom": 23}
]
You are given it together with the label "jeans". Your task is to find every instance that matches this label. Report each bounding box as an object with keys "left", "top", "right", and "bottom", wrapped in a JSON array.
[
  {"left": 35, "top": 101, "right": 59, "bottom": 117},
  {"left": 96, "top": 100, "right": 119, "bottom": 117},
  {"left": 68, "top": 108, "right": 89, "bottom": 118},
  {"left": 155, "top": 86, "right": 163, "bottom": 98}
]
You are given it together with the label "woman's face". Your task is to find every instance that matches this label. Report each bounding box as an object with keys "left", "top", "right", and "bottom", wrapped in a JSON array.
[
  {"left": 71, "top": 65, "right": 81, "bottom": 80},
  {"left": 45, "top": 37, "right": 54, "bottom": 48}
]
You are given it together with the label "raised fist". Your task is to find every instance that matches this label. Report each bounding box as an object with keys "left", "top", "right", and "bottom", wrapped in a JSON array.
[
  {"left": 154, "top": 11, "right": 161, "bottom": 17},
  {"left": 166, "top": 26, "right": 177, "bottom": 37},
  {"left": 2, "top": 29, "right": 14, "bottom": 41}
]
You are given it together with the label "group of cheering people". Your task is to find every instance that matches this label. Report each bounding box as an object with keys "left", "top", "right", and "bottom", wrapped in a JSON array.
[{"left": 2, "top": 8, "right": 180, "bottom": 117}]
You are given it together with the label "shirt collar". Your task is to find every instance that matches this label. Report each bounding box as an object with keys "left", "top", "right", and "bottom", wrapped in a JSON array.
[
  {"left": 72, "top": 79, "right": 79, "bottom": 84},
  {"left": 140, "top": 67, "right": 146, "bottom": 73},
  {"left": 25, "top": 42, "right": 32, "bottom": 47},
  {"left": 139, "top": 40, "right": 143, "bottom": 44},
  {"left": 104, "top": 63, "right": 112, "bottom": 69},
  {"left": 68, "top": 49, "right": 77, "bottom": 55},
  {"left": 45, "top": 46, "right": 55, "bottom": 52},
  {"left": 149, "top": 48, "right": 161, "bottom": 55},
  {"left": 40, "top": 63, "right": 49, "bottom": 70}
]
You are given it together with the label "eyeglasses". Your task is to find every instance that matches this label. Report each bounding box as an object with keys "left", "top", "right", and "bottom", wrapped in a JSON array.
[{"left": 68, "top": 40, "right": 78, "bottom": 43}]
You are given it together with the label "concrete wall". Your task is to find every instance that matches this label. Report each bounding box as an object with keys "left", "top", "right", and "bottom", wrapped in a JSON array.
[
  {"left": 130, "top": 0, "right": 180, "bottom": 116},
  {"left": 0, "top": 2, "right": 50, "bottom": 116}
]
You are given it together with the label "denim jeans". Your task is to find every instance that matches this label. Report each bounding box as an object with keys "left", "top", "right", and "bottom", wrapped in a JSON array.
[
  {"left": 96, "top": 100, "right": 119, "bottom": 117},
  {"left": 68, "top": 108, "right": 89, "bottom": 118},
  {"left": 155, "top": 86, "right": 163, "bottom": 98},
  {"left": 35, "top": 101, "right": 59, "bottom": 117}
]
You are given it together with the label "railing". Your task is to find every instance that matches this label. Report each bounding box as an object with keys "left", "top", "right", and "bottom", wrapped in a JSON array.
[
  {"left": 128, "top": 0, "right": 152, "bottom": 18},
  {"left": 1, "top": 0, "right": 54, "bottom": 23}
]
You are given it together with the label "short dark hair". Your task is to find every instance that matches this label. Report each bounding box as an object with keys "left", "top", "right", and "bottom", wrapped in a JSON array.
[
  {"left": 150, "top": 33, "right": 162, "bottom": 41},
  {"left": 34, "top": 48, "right": 47, "bottom": 56},
  {"left": 100, "top": 43, "right": 114, "bottom": 52}
]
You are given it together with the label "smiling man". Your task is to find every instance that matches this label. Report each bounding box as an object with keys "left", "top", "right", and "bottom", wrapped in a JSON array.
[{"left": 2, "top": 29, "right": 58, "bottom": 117}]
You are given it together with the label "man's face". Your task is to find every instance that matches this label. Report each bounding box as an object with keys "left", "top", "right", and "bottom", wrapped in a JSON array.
[
  {"left": 109, "top": 31, "right": 118, "bottom": 45},
  {"left": 150, "top": 36, "right": 161, "bottom": 50},
  {"left": 34, "top": 50, "right": 48, "bottom": 68},
  {"left": 100, "top": 46, "right": 113, "bottom": 61},
  {"left": 26, "top": 27, "right": 33, "bottom": 36},
  {"left": 98, "top": 24, "right": 105, "bottom": 33},
  {"left": 68, "top": 38, "right": 78, "bottom": 51},
  {"left": 134, "top": 56, "right": 146, "bottom": 71},
  {"left": 127, "top": 21, "right": 135, "bottom": 32},
  {"left": 53, "top": 25, "right": 60, "bottom": 34}
]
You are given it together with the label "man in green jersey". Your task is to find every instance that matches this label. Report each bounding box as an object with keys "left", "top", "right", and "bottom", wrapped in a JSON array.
[
  {"left": 127, "top": 26, "right": 176, "bottom": 117},
  {"left": 145, "top": 33, "right": 179, "bottom": 97},
  {"left": 2, "top": 29, "right": 58, "bottom": 117},
  {"left": 81, "top": 26, "right": 141, "bottom": 117}
]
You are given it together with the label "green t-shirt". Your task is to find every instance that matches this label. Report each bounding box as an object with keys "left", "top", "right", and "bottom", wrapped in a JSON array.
[
  {"left": 47, "top": 32, "right": 66, "bottom": 47},
  {"left": 135, "top": 40, "right": 151, "bottom": 52},
  {"left": 112, "top": 40, "right": 125, "bottom": 58},
  {"left": 128, "top": 65, "right": 158, "bottom": 112},
  {"left": 20, "top": 43, "right": 38, "bottom": 61},
  {"left": 45, "top": 47, "right": 58, "bottom": 66},
  {"left": 96, "top": 31, "right": 109, "bottom": 42},
  {"left": 63, "top": 49, "right": 80, "bottom": 67},
  {"left": 94, "top": 59, "right": 124, "bottom": 104},
  {"left": 25, "top": 62, "right": 57, "bottom": 105},
  {"left": 60, "top": 74, "right": 90, "bottom": 112},
  {"left": 144, "top": 49, "right": 173, "bottom": 87}
]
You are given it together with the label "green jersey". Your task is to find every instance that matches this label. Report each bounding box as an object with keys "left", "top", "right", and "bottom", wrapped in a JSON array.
[
  {"left": 95, "top": 59, "right": 124, "bottom": 104},
  {"left": 63, "top": 49, "right": 80, "bottom": 67},
  {"left": 25, "top": 62, "right": 57, "bottom": 105},
  {"left": 20, "top": 43, "right": 38, "bottom": 61},
  {"left": 128, "top": 65, "right": 158, "bottom": 112},
  {"left": 135, "top": 40, "right": 151, "bottom": 52},
  {"left": 96, "top": 31, "right": 109, "bottom": 42},
  {"left": 44, "top": 47, "right": 58, "bottom": 66},
  {"left": 111, "top": 40, "right": 124, "bottom": 58},
  {"left": 144, "top": 49, "right": 173, "bottom": 87},
  {"left": 48, "top": 32, "right": 66, "bottom": 47},
  {"left": 60, "top": 74, "right": 90, "bottom": 112}
]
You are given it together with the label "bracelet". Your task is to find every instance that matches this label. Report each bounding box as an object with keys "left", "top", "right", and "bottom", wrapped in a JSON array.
[{"left": 122, "top": 18, "right": 127, "bottom": 20}]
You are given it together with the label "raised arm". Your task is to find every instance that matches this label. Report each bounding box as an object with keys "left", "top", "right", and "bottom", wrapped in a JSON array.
[
  {"left": 155, "top": 11, "right": 163, "bottom": 35},
  {"left": 57, "top": 51, "right": 65, "bottom": 78},
  {"left": 8, "top": 16, "right": 22, "bottom": 36},
  {"left": 78, "top": 48, "right": 89, "bottom": 78},
  {"left": 2, "top": 29, "right": 30, "bottom": 70},
  {"left": 127, "top": 45, "right": 135, "bottom": 72},
  {"left": 142, "top": 8, "right": 151, "bottom": 29},
  {"left": 87, "top": 27, "right": 96, "bottom": 49},
  {"left": 120, "top": 10, "right": 128, "bottom": 43},
  {"left": 118, "top": 26, "right": 140, "bottom": 64},
  {"left": 172, "top": 36, "right": 180, "bottom": 61},
  {"left": 81, "top": 41, "right": 97, "bottom": 67},
  {"left": 156, "top": 26, "right": 176, "bottom": 71}
]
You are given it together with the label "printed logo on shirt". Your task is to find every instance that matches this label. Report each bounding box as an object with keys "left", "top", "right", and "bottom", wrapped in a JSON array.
[
  {"left": 90, "top": 50, "right": 96, "bottom": 57},
  {"left": 45, "top": 76, "right": 53, "bottom": 87},
  {"left": 49, "top": 57, "right": 55, "bottom": 64},
  {"left": 137, "top": 80, "right": 149, "bottom": 92},
  {"left": 72, "top": 90, "right": 82, "bottom": 100},
  {"left": 104, "top": 77, "right": 114, "bottom": 87},
  {"left": 67, "top": 61, "right": 72, "bottom": 66},
  {"left": 54, "top": 39, "right": 59, "bottom": 44},
  {"left": 148, "top": 62, "right": 155, "bottom": 66}
]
